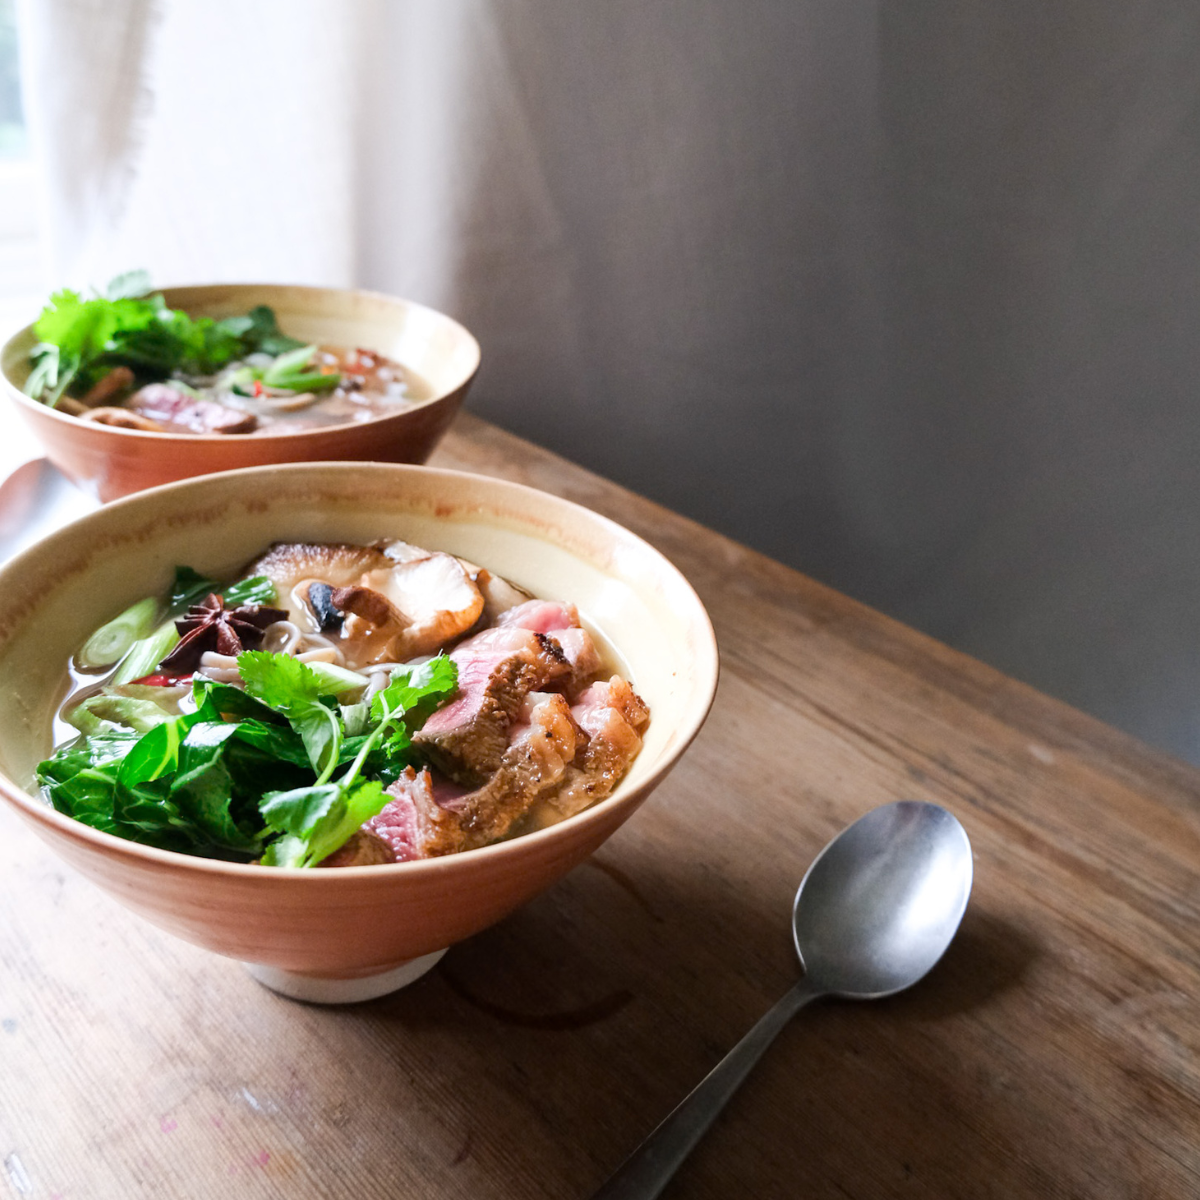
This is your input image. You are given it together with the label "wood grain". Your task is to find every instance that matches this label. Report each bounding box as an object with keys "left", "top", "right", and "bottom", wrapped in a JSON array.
[{"left": 3, "top": 412, "right": 1199, "bottom": 1198}]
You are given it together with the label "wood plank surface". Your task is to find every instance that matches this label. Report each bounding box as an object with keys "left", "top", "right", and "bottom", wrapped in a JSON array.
[{"left": 3, "top": 413, "right": 1199, "bottom": 1199}]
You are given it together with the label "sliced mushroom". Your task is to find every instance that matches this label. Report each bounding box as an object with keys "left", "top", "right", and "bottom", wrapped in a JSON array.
[
  {"left": 243, "top": 540, "right": 484, "bottom": 667},
  {"left": 243, "top": 542, "right": 393, "bottom": 628},
  {"left": 359, "top": 551, "right": 484, "bottom": 660},
  {"left": 80, "top": 366, "right": 136, "bottom": 408},
  {"left": 331, "top": 585, "right": 402, "bottom": 628},
  {"left": 327, "top": 585, "right": 411, "bottom": 665},
  {"left": 80, "top": 407, "right": 166, "bottom": 432},
  {"left": 478, "top": 568, "right": 534, "bottom": 625},
  {"left": 307, "top": 581, "right": 343, "bottom": 632},
  {"left": 374, "top": 539, "right": 434, "bottom": 564},
  {"left": 455, "top": 556, "right": 534, "bottom": 625}
]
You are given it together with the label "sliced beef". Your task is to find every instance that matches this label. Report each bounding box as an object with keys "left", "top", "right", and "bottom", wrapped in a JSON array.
[
  {"left": 495, "top": 599, "right": 602, "bottom": 687},
  {"left": 496, "top": 599, "right": 578, "bottom": 633},
  {"left": 365, "top": 766, "right": 460, "bottom": 861},
  {"left": 318, "top": 828, "right": 395, "bottom": 868},
  {"left": 368, "top": 692, "right": 578, "bottom": 858},
  {"left": 530, "top": 675, "right": 650, "bottom": 825},
  {"left": 448, "top": 691, "right": 577, "bottom": 848},
  {"left": 128, "top": 383, "right": 258, "bottom": 434},
  {"left": 413, "top": 626, "right": 570, "bottom": 785}
]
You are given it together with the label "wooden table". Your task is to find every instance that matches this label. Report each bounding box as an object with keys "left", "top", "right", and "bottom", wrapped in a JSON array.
[{"left": 3, "top": 413, "right": 1199, "bottom": 1198}]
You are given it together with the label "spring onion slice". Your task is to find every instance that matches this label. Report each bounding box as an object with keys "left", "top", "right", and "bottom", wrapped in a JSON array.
[
  {"left": 77, "top": 597, "right": 160, "bottom": 669},
  {"left": 111, "top": 619, "right": 182, "bottom": 685}
]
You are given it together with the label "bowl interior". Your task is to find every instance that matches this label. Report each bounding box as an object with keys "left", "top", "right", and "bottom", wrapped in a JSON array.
[{"left": 0, "top": 463, "right": 715, "bottom": 823}]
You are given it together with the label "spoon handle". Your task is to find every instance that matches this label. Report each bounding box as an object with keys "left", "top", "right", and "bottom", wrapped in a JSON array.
[{"left": 590, "top": 977, "right": 821, "bottom": 1200}]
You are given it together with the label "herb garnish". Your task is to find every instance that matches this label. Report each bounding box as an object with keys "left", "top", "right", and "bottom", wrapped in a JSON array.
[
  {"left": 24, "top": 271, "right": 309, "bottom": 409},
  {"left": 37, "top": 653, "right": 459, "bottom": 866}
]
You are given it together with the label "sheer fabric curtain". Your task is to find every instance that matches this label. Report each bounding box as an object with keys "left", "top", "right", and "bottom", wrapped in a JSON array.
[{"left": 17, "top": 0, "right": 1200, "bottom": 762}]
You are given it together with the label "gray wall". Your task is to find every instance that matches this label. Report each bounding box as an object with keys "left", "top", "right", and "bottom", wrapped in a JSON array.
[
  {"left": 24, "top": 0, "right": 1200, "bottom": 761},
  {"left": 375, "top": 1, "right": 1200, "bottom": 762}
]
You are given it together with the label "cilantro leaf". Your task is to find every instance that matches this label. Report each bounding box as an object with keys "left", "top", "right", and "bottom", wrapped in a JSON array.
[
  {"left": 105, "top": 269, "right": 152, "bottom": 301},
  {"left": 237, "top": 651, "right": 354, "bottom": 782},
  {"left": 24, "top": 271, "right": 313, "bottom": 406},
  {"left": 259, "top": 778, "right": 387, "bottom": 868},
  {"left": 238, "top": 651, "right": 329, "bottom": 709},
  {"left": 237, "top": 650, "right": 365, "bottom": 706},
  {"left": 370, "top": 655, "right": 459, "bottom": 726}
]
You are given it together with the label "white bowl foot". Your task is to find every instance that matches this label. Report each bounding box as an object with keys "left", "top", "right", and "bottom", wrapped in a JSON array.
[{"left": 244, "top": 948, "right": 447, "bottom": 1004}]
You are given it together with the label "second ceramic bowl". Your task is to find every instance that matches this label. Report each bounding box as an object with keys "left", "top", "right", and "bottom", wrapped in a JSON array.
[{"left": 0, "top": 283, "right": 481, "bottom": 501}]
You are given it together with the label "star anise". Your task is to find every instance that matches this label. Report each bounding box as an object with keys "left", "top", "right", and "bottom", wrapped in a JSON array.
[{"left": 157, "top": 593, "right": 288, "bottom": 674}]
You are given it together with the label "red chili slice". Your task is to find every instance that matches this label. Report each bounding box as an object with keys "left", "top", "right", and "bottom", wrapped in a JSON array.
[{"left": 129, "top": 673, "right": 193, "bottom": 687}]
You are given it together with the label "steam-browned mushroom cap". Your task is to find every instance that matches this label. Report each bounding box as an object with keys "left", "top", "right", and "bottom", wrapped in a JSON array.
[
  {"left": 244, "top": 542, "right": 393, "bottom": 626},
  {"left": 359, "top": 550, "right": 484, "bottom": 659},
  {"left": 243, "top": 541, "right": 485, "bottom": 666}
]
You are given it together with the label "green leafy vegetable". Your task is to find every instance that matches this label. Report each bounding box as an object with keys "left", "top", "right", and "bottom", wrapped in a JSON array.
[
  {"left": 24, "top": 274, "right": 324, "bottom": 407},
  {"left": 232, "top": 305, "right": 307, "bottom": 357},
  {"left": 170, "top": 566, "right": 219, "bottom": 613},
  {"left": 66, "top": 683, "right": 185, "bottom": 736},
  {"left": 169, "top": 565, "right": 276, "bottom": 613},
  {"left": 38, "top": 643, "right": 458, "bottom": 866},
  {"left": 260, "top": 779, "right": 386, "bottom": 868},
  {"left": 224, "top": 575, "right": 278, "bottom": 608},
  {"left": 238, "top": 651, "right": 362, "bottom": 783}
]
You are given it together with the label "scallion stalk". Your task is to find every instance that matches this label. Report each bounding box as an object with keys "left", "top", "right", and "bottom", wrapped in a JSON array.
[
  {"left": 112, "top": 619, "right": 182, "bottom": 684},
  {"left": 77, "top": 597, "right": 160, "bottom": 670},
  {"left": 261, "top": 344, "right": 316, "bottom": 385}
]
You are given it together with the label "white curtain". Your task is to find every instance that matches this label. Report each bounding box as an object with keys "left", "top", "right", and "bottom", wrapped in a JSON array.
[{"left": 18, "top": 0, "right": 1200, "bottom": 762}]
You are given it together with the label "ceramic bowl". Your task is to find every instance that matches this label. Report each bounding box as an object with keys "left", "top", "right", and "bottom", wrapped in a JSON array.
[
  {"left": 0, "top": 284, "right": 481, "bottom": 502},
  {"left": 0, "top": 463, "right": 718, "bottom": 1002}
]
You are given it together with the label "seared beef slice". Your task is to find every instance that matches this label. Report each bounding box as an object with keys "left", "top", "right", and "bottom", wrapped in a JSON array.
[
  {"left": 370, "top": 693, "right": 578, "bottom": 858},
  {"left": 532, "top": 675, "right": 650, "bottom": 824},
  {"left": 496, "top": 600, "right": 601, "bottom": 688},
  {"left": 413, "top": 626, "right": 570, "bottom": 785}
]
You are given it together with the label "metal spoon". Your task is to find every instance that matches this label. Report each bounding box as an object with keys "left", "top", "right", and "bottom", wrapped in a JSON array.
[{"left": 592, "top": 800, "right": 973, "bottom": 1200}]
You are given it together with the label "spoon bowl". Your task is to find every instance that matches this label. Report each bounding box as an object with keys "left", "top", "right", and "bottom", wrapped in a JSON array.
[
  {"left": 794, "top": 800, "right": 973, "bottom": 998},
  {"left": 593, "top": 800, "right": 973, "bottom": 1199}
]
